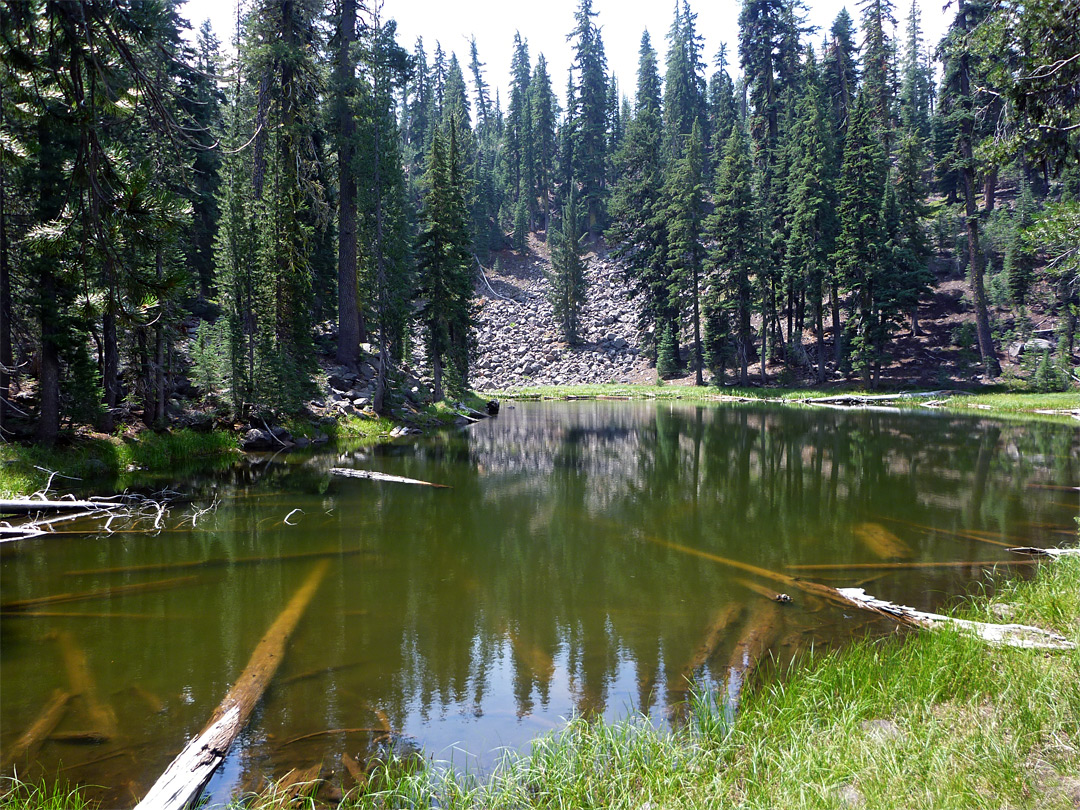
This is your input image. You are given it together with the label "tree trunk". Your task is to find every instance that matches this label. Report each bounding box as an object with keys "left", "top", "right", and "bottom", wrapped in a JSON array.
[
  {"left": 101, "top": 307, "right": 119, "bottom": 432},
  {"left": 432, "top": 351, "right": 443, "bottom": 402},
  {"left": 0, "top": 77, "right": 9, "bottom": 435},
  {"left": 957, "top": 31, "right": 1001, "bottom": 377},
  {"left": 815, "top": 302, "right": 826, "bottom": 384},
  {"left": 983, "top": 166, "right": 998, "bottom": 213},
  {"left": 831, "top": 282, "right": 842, "bottom": 368},
  {"left": 37, "top": 271, "right": 61, "bottom": 445},
  {"left": 692, "top": 267, "right": 702, "bottom": 386},
  {"left": 335, "top": 0, "right": 360, "bottom": 370}
]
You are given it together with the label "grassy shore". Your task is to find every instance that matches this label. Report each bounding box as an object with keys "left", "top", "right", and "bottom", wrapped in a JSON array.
[
  {"left": 483, "top": 382, "right": 1079, "bottom": 419},
  {"left": 4, "top": 551, "right": 1076, "bottom": 810},
  {"left": 0, "top": 429, "right": 240, "bottom": 499}
]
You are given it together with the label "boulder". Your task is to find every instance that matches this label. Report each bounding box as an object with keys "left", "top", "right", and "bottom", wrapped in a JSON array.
[
  {"left": 240, "top": 428, "right": 276, "bottom": 451},
  {"left": 1008, "top": 338, "right": 1054, "bottom": 359}
]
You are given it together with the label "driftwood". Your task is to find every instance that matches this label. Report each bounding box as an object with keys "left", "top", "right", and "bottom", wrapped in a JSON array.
[
  {"left": 52, "top": 630, "right": 118, "bottom": 740},
  {"left": 0, "top": 689, "right": 72, "bottom": 770},
  {"left": 0, "top": 499, "right": 123, "bottom": 515},
  {"left": 1010, "top": 546, "right": 1080, "bottom": 558},
  {"left": 834, "top": 588, "right": 1076, "bottom": 650},
  {"left": 852, "top": 522, "right": 912, "bottom": 559},
  {"left": 0, "top": 611, "right": 190, "bottom": 619},
  {"left": 2, "top": 575, "right": 200, "bottom": 611},
  {"left": 329, "top": 468, "right": 450, "bottom": 488},
  {"left": 49, "top": 730, "right": 109, "bottom": 744},
  {"left": 341, "top": 753, "right": 368, "bottom": 788},
  {"left": 66, "top": 547, "right": 371, "bottom": 577},
  {"left": 135, "top": 561, "right": 329, "bottom": 810}
]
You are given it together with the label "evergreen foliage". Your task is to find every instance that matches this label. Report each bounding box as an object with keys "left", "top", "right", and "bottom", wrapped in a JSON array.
[{"left": 548, "top": 188, "right": 589, "bottom": 344}]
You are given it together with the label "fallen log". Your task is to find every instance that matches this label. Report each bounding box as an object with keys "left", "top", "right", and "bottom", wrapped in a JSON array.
[
  {"left": 130, "top": 684, "right": 166, "bottom": 714},
  {"left": 49, "top": 730, "right": 109, "bottom": 745},
  {"left": 329, "top": 468, "right": 450, "bottom": 488},
  {"left": 66, "top": 547, "right": 371, "bottom": 577},
  {"left": 0, "top": 499, "right": 122, "bottom": 515},
  {"left": 341, "top": 753, "right": 368, "bottom": 788},
  {"left": 1009, "top": 546, "right": 1080, "bottom": 558},
  {"left": 134, "top": 561, "right": 329, "bottom": 810},
  {"left": 2, "top": 575, "right": 200, "bottom": 611},
  {"left": 52, "top": 630, "right": 118, "bottom": 740},
  {"left": 0, "top": 689, "right": 71, "bottom": 770},
  {"left": 0, "top": 611, "right": 190, "bottom": 619},
  {"left": 833, "top": 588, "right": 1076, "bottom": 650},
  {"left": 279, "top": 662, "right": 364, "bottom": 687}
]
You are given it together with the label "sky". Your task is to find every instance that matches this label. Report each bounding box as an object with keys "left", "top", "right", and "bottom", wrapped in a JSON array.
[{"left": 178, "top": 0, "right": 953, "bottom": 113}]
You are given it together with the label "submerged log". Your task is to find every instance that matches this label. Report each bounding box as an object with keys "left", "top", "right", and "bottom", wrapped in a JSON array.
[
  {"left": 135, "top": 561, "right": 329, "bottom": 810},
  {"left": 852, "top": 522, "right": 912, "bottom": 559},
  {"left": 49, "top": 730, "right": 110, "bottom": 744},
  {"left": 341, "top": 753, "right": 368, "bottom": 788},
  {"left": 0, "top": 610, "right": 190, "bottom": 619},
  {"left": 329, "top": 468, "right": 450, "bottom": 488},
  {"left": 736, "top": 578, "right": 792, "bottom": 603},
  {"left": 2, "top": 575, "right": 200, "bottom": 611},
  {"left": 879, "top": 517, "right": 1013, "bottom": 548},
  {"left": 0, "top": 689, "right": 71, "bottom": 770},
  {"left": 276, "top": 764, "right": 323, "bottom": 801},
  {"left": 678, "top": 602, "right": 743, "bottom": 687},
  {"left": 66, "top": 547, "right": 371, "bottom": 578},
  {"left": 725, "top": 602, "right": 783, "bottom": 707},
  {"left": 785, "top": 560, "right": 1039, "bottom": 572},
  {"left": 278, "top": 727, "right": 394, "bottom": 748},
  {"left": 52, "top": 630, "right": 118, "bottom": 740}
]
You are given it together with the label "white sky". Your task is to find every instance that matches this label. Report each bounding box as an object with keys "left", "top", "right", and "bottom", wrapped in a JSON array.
[{"left": 178, "top": 0, "right": 953, "bottom": 115}]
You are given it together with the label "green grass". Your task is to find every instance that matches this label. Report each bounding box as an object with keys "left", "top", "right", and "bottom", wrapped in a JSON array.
[
  {"left": 0, "top": 429, "right": 239, "bottom": 498},
  {"left": 0, "top": 779, "right": 93, "bottom": 810},
  {"left": 483, "top": 382, "right": 1079, "bottom": 417}
]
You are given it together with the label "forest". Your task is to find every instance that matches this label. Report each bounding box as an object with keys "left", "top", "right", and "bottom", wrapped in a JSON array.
[{"left": 0, "top": 0, "right": 1077, "bottom": 445}]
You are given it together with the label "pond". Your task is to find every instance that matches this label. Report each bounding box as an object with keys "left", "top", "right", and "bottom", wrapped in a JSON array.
[{"left": 1, "top": 401, "right": 1077, "bottom": 805}]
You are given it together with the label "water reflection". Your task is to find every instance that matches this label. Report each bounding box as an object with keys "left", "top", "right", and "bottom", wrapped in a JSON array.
[{"left": 1, "top": 401, "right": 1076, "bottom": 804}]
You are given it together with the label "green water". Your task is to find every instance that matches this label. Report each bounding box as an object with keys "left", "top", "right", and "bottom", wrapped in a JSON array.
[{"left": 1, "top": 401, "right": 1077, "bottom": 805}]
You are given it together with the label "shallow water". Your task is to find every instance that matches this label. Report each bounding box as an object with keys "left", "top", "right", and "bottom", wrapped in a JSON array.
[{"left": 1, "top": 401, "right": 1077, "bottom": 805}]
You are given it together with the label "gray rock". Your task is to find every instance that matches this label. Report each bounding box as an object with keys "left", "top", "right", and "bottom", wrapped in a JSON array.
[
  {"left": 240, "top": 428, "right": 275, "bottom": 451},
  {"left": 1008, "top": 338, "right": 1054, "bottom": 359}
]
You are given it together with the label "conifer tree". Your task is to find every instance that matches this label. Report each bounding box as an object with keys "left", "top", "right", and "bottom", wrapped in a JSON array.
[
  {"left": 417, "top": 122, "right": 473, "bottom": 400},
  {"left": 707, "top": 123, "right": 760, "bottom": 385},
  {"left": 568, "top": 0, "right": 610, "bottom": 236},
  {"left": 899, "top": 0, "right": 932, "bottom": 141},
  {"left": 664, "top": 0, "right": 707, "bottom": 160},
  {"left": 1004, "top": 178, "right": 1037, "bottom": 306},
  {"left": 607, "top": 33, "right": 672, "bottom": 359},
  {"left": 785, "top": 51, "right": 839, "bottom": 381},
  {"left": 666, "top": 120, "right": 707, "bottom": 384},
  {"left": 548, "top": 187, "right": 588, "bottom": 344},
  {"left": 833, "top": 91, "right": 889, "bottom": 387},
  {"left": 821, "top": 9, "right": 859, "bottom": 151},
  {"left": 529, "top": 55, "right": 559, "bottom": 232}
]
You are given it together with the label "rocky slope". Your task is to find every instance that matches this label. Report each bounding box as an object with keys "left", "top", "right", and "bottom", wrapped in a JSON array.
[{"left": 470, "top": 235, "right": 654, "bottom": 390}]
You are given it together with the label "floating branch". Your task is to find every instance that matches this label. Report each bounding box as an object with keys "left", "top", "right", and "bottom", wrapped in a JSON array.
[
  {"left": 0, "top": 499, "right": 122, "bottom": 515},
  {"left": 329, "top": 468, "right": 450, "bottom": 488},
  {"left": 736, "top": 578, "right": 792, "bottom": 603},
  {"left": 278, "top": 727, "right": 395, "bottom": 748},
  {"left": 135, "top": 561, "right": 329, "bottom": 810}
]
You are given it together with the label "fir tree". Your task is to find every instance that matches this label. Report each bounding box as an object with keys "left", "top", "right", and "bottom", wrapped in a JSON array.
[
  {"left": 833, "top": 91, "right": 889, "bottom": 388},
  {"left": 1004, "top": 178, "right": 1037, "bottom": 306},
  {"left": 821, "top": 9, "right": 859, "bottom": 151},
  {"left": 417, "top": 122, "right": 473, "bottom": 400},
  {"left": 707, "top": 123, "right": 761, "bottom": 385},
  {"left": 548, "top": 187, "right": 589, "bottom": 344},
  {"left": 568, "top": 0, "right": 610, "bottom": 235},
  {"left": 666, "top": 119, "right": 707, "bottom": 384},
  {"left": 529, "top": 55, "right": 559, "bottom": 232}
]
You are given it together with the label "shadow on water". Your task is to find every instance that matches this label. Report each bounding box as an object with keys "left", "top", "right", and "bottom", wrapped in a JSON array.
[{"left": 1, "top": 401, "right": 1077, "bottom": 805}]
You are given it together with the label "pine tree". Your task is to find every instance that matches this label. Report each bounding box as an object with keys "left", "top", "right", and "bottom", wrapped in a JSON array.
[
  {"left": 607, "top": 34, "right": 672, "bottom": 359},
  {"left": 666, "top": 120, "right": 707, "bottom": 384},
  {"left": 785, "top": 51, "right": 839, "bottom": 382},
  {"left": 568, "top": 0, "right": 610, "bottom": 236},
  {"left": 899, "top": 0, "right": 932, "bottom": 141},
  {"left": 858, "top": 0, "right": 898, "bottom": 141},
  {"left": 529, "top": 55, "right": 559, "bottom": 232},
  {"left": 664, "top": 0, "right": 707, "bottom": 160},
  {"left": 833, "top": 91, "right": 889, "bottom": 388},
  {"left": 1004, "top": 178, "right": 1037, "bottom": 306},
  {"left": 548, "top": 188, "right": 589, "bottom": 344},
  {"left": 417, "top": 122, "right": 473, "bottom": 400},
  {"left": 707, "top": 123, "right": 760, "bottom": 385},
  {"left": 821, "top": 9, "right": 859, "bottom": 151},
  {"left": 893, "top": 131, "right": 934, "bottom": 332},
  {"left": 334, "top": 0, "right": 363, "bottom": 369}
]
